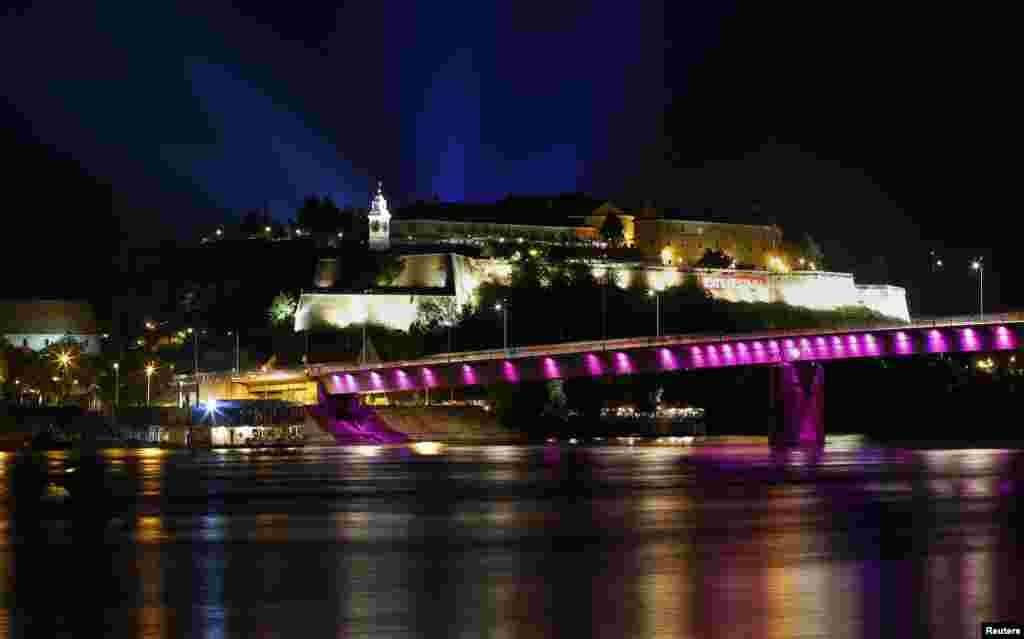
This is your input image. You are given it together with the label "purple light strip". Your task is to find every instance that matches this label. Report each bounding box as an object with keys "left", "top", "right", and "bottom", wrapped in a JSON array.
[
  {"left": 325, "top": 322, "right": 1020, "bottom": 395},
  {"left": 613, "top": 352, "right": 633, "bottom": 375}
]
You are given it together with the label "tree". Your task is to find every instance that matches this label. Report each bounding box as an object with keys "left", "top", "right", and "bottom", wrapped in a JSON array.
[
  {"left": 240, "top": 209, "right": 268, "bottom": 236},
  {"left": 268, "top": 292, "right": 298, "bottom": 328},
  {"left": 412, "top": 296, "right": 461, "bottom": 334},
  {"left": 373, "top": 253, "right": 405, "bottom": 286},
  {"left": 695, "top": 248, "right": 733, "bottom": 268},
  {"left": 297, "top": 195, "right": 342, "bottom": 234},
  {"left": 599, "top": 214, "right": 626, "bottom": 247},
  {"left": 799, "top": 232, "right": 826, "bottom": 270}
]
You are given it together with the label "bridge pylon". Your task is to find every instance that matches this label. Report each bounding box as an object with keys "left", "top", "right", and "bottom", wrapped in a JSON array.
[{"left": 770, "top": 361, "right": 825, "bottom": 447}]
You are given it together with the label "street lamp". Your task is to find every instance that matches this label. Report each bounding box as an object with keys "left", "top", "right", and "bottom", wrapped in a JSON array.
[
  {"left": 971, "top": 258, "right": 984, "bottom": 317},
  {"left": 647, "top": 289, "right": 661, "bottom": 337},
  {"left": 113, "top": 362, "right": 120, "bottom": 408},
  {"left": 228, "top": 330, "right": 240, "bottom": 373},
  {"left": 145, "top": 364, "right": 155, "bottom": 406},
  {"left": 495, "top": 301, "right": 509, "bottom": 351}
]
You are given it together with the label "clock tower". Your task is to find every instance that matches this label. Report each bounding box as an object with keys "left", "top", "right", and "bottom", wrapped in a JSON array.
[{"left": 367, "top": 181, "right": 391, "bottom": 251}]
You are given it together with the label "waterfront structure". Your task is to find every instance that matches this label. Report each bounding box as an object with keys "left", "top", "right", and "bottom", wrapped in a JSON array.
[{"left": 0, "top": 299, "right": 103, "bottom": 354}]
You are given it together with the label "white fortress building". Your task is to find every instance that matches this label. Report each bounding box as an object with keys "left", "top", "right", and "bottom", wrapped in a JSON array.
[
  {"left": 293, "top": 185, "right": 910, "bottom": 334},
  {"left": 295, "top": 253, "right": 910, "bottom": 335}
]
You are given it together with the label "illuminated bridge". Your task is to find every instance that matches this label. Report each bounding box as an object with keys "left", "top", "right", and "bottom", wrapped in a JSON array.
[{"left": 307, "top": 313, "right": 1022, "bottom": 446}]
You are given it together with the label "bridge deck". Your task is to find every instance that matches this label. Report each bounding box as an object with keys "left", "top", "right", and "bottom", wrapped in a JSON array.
[{"left": 309, "top": 312, "right": 1023, "bottom": 380}]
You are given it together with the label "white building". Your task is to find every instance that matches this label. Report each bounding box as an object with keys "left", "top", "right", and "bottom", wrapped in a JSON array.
[
  {"left": 294, "top": 253, "right": 910, "bottom": 334},
  {"left": 0, "top": 300, "right": 103, "bottom": 354}
]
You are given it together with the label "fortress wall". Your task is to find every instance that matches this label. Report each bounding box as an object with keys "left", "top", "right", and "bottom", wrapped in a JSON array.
[
  {"left": 297, "top": 254, "right": 911, "bottom": 334},
  {"left": 393, "top": 254, "right": 450, "bottom": 288},
  {"left": 856, "top": 284, "right": 911, "bottom": 321},
  {"left": 296, "top": 293, "right": 423, "bottom": 332},
  {"left": 771, "top": 271, "right": 860, "bottom": 311}
]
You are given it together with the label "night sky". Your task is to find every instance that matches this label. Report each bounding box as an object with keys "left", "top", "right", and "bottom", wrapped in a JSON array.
[{"left": 1, "top": 2, "right": 1016, "bottom": 313}]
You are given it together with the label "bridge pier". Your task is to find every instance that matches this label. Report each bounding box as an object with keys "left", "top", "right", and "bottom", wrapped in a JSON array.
[
  {"left": 306, "top": 383, "right": 409, "bottom": 444},
  {"left": 770, "top": 361, "right": 825, "bottom": 447}
]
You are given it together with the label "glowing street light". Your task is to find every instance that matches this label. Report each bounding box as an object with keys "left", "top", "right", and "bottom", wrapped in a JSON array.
[
  {"left": 647, "top": 288, "right": 661, "bottom": 337},
  {"left": 495, "top": 301, "right": 509, "bottom": 351},
  {"left": 970, "top": 258, "right": 984, "bottom": 317},
  {"left": 113, "top": 362, "right": 120, "bottom": 408},
  {"left": 145, "top": 364, "right": 156, "bottom": 406}
]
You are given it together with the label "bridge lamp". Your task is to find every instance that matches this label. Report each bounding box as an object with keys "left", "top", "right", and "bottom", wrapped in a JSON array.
[
  {"left": 495, "top": 301, "right": 509, "bottom": 351},
  {"left": 145, "top": 364, "right": 156, "bottom": 406},
  {"left": 647, "top": 289, "right": 661, "bottom": 337},
  {"left": 970, "top": 258, "right": 984, "bottom": 317}
]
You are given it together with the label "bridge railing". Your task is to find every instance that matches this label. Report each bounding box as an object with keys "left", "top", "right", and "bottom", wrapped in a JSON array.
[{"left": 309, "top": 312, "right": 1023, "bottom": 377}]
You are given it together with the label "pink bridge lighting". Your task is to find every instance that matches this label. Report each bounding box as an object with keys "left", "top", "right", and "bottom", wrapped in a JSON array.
[
  {"left": 315, "top": 319, "right": 1021, "bottom": 397},
  {"left": 612, "top": 352, "right": 634, "bottom": 375},
  {"left": 994, "top": 326, "right": 1016, "bottom": 350},
  {"left": 502, "top": 360, "right": 520, "bottom": 383},
  {"left": 926, "top": 329, "right": 949, "bottom": 353},
  {"left": 542, "top": 357, "right": 561, "bottom": 379}
]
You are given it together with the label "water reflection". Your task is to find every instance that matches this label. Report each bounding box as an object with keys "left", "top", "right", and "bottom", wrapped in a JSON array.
[{"left": 0, "top": 441, "right": 1021, "bottom": 638}]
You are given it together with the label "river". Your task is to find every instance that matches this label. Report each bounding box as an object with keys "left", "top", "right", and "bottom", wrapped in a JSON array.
[{"left": 1, "top": 437, "right": 1021, "bottom": 638}]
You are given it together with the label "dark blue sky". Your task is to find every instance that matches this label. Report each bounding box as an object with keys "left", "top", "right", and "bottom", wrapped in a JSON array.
[{"left": 1, "top": 2, "right": 1017, "bottom": 311}]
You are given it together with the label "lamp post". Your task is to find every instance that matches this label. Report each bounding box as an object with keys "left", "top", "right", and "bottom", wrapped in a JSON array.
[
  {"left": 56, "top": 352, "right": 72, "bottom": 405},
  {"left": 228, "top": 330, "right": 240, "bottom": 373},
  {"left": 145, "top": 364, "right": 155, "bottom": 406},
  {"left": 647, "top": 289, "right": 661, "bottom": 337},
  {"left": 495, "top": 300, "right": 509, "bottom": 351},
  {"left": 971, "top": 258, "right": 984, "bottom": 317},
  {"left": 113, "top": 362, "right": 119, "bottom": 409}
]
